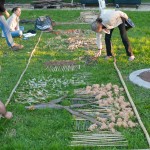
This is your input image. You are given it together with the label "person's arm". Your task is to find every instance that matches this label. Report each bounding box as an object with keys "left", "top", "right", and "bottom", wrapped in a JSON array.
[
  {"left": 0, "top": 6, "right": 10, "bottom": 18},
  {"left": 95, "top": 33, "right": 102, "bottom": 57},
  {"left": 0, "top": 0, "right": 10, "bottom": 18},
  {"left": 15, "top": 19, "right": 20, "bottom": 30},
  {"left": 4, "top": 10, "right": 10, "bottom": 18}
]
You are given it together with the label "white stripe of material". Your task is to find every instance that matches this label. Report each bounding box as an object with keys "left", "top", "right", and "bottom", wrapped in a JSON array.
[{"left": 5, "top": 32, "right": 43, "bottom": 107}]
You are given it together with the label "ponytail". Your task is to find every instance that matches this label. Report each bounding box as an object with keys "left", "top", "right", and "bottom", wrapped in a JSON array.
[{"left": 11, "top": 7, "right": 20, "bottom": 13}]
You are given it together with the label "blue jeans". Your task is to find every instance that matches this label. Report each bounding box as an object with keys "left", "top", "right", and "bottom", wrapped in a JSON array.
[
  {"left": 11, "top": 26, "right": 24, "bottom": 38},
  {"left": 0, "top": 15, "right": 14, "bottom": 47}
]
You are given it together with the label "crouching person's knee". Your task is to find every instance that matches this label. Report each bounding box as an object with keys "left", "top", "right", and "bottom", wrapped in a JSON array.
[{"left": 19, "top": 30, "right": 23, "bottom": 37}]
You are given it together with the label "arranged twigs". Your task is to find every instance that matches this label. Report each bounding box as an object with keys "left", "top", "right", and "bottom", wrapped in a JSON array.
[
  {"left": 47, "top": 65, "right": 81, "bottom": 72},
  {"left": 25, "top": 96, "right": 102, "bottom": 126},
  {"left": 25, "top": 95, "right": 66, "bottom": 109},
  {"left": 64, "top": 107, "right": 101, "bottom": 126},
  {"left": 48, "top": 95, "right": 67, "bottom": 104},
  {"left": 69, "top": 103, "right": 95, "bottom": 109},
  {"left": 26, "top": 102, "right": 101, "bottom": 126},
  {"left": 25, "top": 80, "right": 140, "bottom": 147},
  {"left": 67, "top": 37, "right": 96, "bottom": 50},
  {"left": 44, "top": 60, "right": 81, "bottom": 72},
  {"left": 5, "top": 32, "right": 43, "bottom": 107},
  {"left": 69, "top": 98, "right": 94, "bottom": 101},
  {"left": 25, "top": 82, "right": 133, "bottom": 147},
  {"left": 15, "top": 73, "right": 91, "bottom": 104},
  {"left": 70, "top": 131, "right": 128, "bottom": 147},
  {"left": 26, "top": 103, "right": 63, "bottom": 110}
]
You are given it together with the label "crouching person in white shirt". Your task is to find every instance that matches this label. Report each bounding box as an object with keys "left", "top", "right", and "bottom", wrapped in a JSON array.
[{"left": 2, "top": 7, "right": 24, "bottom": 38}]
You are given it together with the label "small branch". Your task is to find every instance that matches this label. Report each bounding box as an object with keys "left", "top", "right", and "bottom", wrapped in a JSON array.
[
  {"left": 69, "top": 101, "right": 97, "bottom": 109},
  {"left": 48, "top": 95, "right": 67, "bottom": 104},
  {"left": 64, "top": 107, "right": 101, "bottom": 126},
  {"left": 25, "top": 99, "right": 101, "bottom": 126},
  {"left": 25, "top": 103, "right": 63, "bottom": 110},
  {"left": 68, "top": 98, "right": 94, "bottom": 101}
]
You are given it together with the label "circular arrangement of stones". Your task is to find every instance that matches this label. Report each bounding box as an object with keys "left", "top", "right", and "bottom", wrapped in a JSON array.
[{"left": 129, "top": 68, "right": 150, "bottom": 89}]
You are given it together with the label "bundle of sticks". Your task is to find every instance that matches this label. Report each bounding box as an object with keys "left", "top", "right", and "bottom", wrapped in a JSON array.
[{"left": 44, "top": 60, "right": 80, "bottom": 72}]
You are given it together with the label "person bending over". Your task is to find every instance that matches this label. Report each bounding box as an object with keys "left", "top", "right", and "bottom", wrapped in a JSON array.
[{"left": 91, "top": 10, "right": 135, "bottom": 61}]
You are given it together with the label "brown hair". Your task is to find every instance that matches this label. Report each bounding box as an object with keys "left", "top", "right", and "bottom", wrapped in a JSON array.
[
  {"left": 96, "top": 18, "right": 102, "bottom": 23},
  {"left": 11, "top": 7, "right": 20, "bottom": 13}
]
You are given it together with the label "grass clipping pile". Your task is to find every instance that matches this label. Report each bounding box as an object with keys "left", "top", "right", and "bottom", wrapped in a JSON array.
[{"left": 74, "top": 83, "right": 138, "bottom": 133}]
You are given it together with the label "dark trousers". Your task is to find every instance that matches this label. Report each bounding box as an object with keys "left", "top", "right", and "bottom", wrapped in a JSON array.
[{"left": 105, "top": 19, "right": 133, "bottom": 57}]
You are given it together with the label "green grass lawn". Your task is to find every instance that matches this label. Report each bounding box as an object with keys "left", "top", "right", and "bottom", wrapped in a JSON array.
[{"left": 0, "top": 10, "right": 150, "bottom": 149}]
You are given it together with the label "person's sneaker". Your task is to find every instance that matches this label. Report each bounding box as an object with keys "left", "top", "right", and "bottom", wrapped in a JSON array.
[
  {"left": 11, "top": 43, "right": 24, "bottom": 51},
  {"left": 105, "top": 56, "right": 112, "bottom": 60},
  {"left": 129, "top": 55, "right": 135, "bottom": 61}
]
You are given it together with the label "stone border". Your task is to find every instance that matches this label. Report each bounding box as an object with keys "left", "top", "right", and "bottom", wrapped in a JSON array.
[{"left": 129, "top": 68, "right": 150, "bottom": 89}]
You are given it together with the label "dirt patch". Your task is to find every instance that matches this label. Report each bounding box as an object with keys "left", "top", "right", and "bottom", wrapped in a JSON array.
[
  {"left": 44, "top": 60, "right": 77, "bottom": 67},
  {"left": 138, "top": 71, "right": 150, "bottom": 82}
]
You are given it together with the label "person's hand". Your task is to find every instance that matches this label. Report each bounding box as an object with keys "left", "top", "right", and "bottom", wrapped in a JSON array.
[
  {"left": 94, "top": 49, "right": 101, "bottom": 58},
  {"left": 4, "top": 112, "right": 13, "bottom": 119},
  {"left": 5, "top": 11, "right": 10, "bottom": 18},
  {"left": 103, "top": 28, "right": 110, "bottom": 34}
]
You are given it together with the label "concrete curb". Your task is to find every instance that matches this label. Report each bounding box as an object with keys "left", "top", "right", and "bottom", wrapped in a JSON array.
[{"left": 129, "top": 68, "right": 150, "bottom": 89}]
